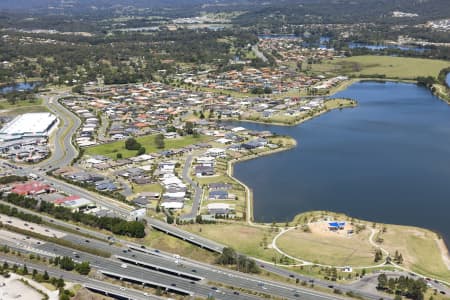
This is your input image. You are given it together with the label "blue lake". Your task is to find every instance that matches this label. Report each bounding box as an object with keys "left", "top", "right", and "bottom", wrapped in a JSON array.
[
  {"left": 232, "top": 81, "right": 450, "bottom": 245},
  {"left": 0, "top": 82, "right": 40, "bottom": 94},
  {"left": 348, "top": 42, "right": 428, "bottom": 53}
]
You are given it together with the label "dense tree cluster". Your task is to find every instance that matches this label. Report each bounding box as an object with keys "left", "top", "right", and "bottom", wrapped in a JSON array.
[
  {"left": 2, "top": 193, "right": 146, "bottom": 238},
  {"left": 377, "top": 274, "right": 427, "bottom": 300},
  {"left": 0, "top": 202, "right": 43, "bottom": 224},
  {"left": 216, "top": 247, "right": 260, "bottom": 274},
  {"left": 0, "top": 27, "right": 256, "bottom": 85},
  {"left": 51, "top": 256, "right": 91, "bottom": 275},
  {"left": 125, "top": 137, "right": 142, "bottom": 150},
  {"left": 0, "top": 175, "right": 28, "bottom": 184}
]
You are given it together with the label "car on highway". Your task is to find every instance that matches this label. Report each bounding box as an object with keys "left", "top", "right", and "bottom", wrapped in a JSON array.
[{"left": 121, "top": 263, "right": 127, "bottom": 268}]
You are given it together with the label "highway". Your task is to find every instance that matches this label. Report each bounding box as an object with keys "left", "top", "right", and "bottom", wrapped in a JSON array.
[
  {"left": 0, "top": 254, "right": 163, "bottom": 300},
  {"left": 35, "top": 239, "right": 345, "bottom": 300},
  {"left": 0, "top": 208, "right": 356, "bottom": 300},
  {"left": 0, "top": 199, "right": 390, "bottom": 300}
]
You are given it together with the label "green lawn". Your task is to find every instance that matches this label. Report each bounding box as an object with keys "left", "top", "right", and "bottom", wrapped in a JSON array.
[
  {"left": 277, "top": 227, "right": 375, "bottom": 267},
  {"left": 312, "top": 56, "right": 450, "bottom": 80},
  {"left": 132, "top": 183, "right": 162, "bottom": 194},
  {"left": 381, "top": 225, "right": 450, "bottom": 282},
  {"left": 139, "top": 229, "right": 218, "bottom": 263},
  {"left": 85, "top": 134, "right": 212, "bottom": 159},
  {"left": 0, "top": 99, "right": 47, "bottom": 116},
  {"left": 182, "top": 223, "right": 280, "bottom": 262}
]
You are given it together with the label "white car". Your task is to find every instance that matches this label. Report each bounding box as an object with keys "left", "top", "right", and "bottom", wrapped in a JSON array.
[{"left": 121, "top": 263, "right": 127, "bottom": 268}]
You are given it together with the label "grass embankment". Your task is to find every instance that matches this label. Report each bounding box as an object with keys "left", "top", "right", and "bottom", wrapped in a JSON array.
[
  {"left": 84, "top": 134, "right": 212, "bottom": 159},
  {"left": 131, "top": 183, "right": 163, "bottom": 194},
  {"left": 137, "top": 229, "right": 218, "bottom": 264},
  {"left": 277, "top": 228, "right": 374, "bottom": 267},
  {"left": 378, "top": 225, "right": 450, "bottom": 282},
  {"left": 180, "top": 211, "right": 449, "bottom": 282},
  {"left": 433, "top": 84, "right": 450, "bottom": 103},
  {"left": 0, "top": 99, "right": 47, "bottom": 116},
  {"left": 181, "top": 223, "right": 281, "bottom": 262},
  {"left": 312, "top": 55, "right": 450, "bottom": 80}
]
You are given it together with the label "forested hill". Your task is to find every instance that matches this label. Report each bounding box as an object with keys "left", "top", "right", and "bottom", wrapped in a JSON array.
[
  {"left": 1, "top": 0, "right": 448, "bottom": 23},
  {"left": 233, "top": 0, "right": 450, "bottom": 25}
]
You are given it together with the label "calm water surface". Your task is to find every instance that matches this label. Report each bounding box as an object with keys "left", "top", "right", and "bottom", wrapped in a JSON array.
[
  {"left": 0, "top": 82, "right": 40, "bottom": 94},
  {"left": 233, "top": 81, "right": 450, "bottom": 244}
]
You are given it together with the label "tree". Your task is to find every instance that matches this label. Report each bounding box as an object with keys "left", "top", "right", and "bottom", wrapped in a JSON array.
[
  {"left": 377, "top": 273, "right": 388, "bottom": 290},
  {"left": 71, "top": 84, "right": 84, "bottom": 94},
  {"left": 166, "top": 125, "right": 176, "bottom": 132},
  {"left": 43, "top": 270, "right": 50, "bottom": 280},
  {"left": 155, "top": 134, "right": 165, "bottom": 149},
  {"left": 374, "top": 249, "right": 383, "bottom": 262},
  {"left": 184, "top": 122, "right": 194, "bottom": 135},
  {"left": 75, "top": 261, "right": 91, "bottom": 275},
  {"left": 263, "top": 86, "right": 273, "bottom": 94},
  {"left": 59, "top": 256, "right": 75, "bottom": 271},
  {"left": 116, "top": 152, "right": 123, "bottom": 159},
  {"left": 125, "top": 138, "right": 141, "bottom": 150},
  {"left": 137, "top": 147, "right": 146, "bottom": 155}
]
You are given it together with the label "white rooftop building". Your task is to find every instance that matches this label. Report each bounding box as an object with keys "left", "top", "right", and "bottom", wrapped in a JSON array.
[{"left": 0, "top": 113, "right": 57, "bottom": 141}]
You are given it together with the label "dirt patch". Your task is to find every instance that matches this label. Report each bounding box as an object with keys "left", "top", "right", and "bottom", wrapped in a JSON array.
[
  {"left": 308, "top": 221, "right": 355, "bottom": 238},
  {"left": 436, "top": 238, "right": 450, "bottom": 270},
  {"left": 72, "top": 287, "right": 113, "bottom": 300}
]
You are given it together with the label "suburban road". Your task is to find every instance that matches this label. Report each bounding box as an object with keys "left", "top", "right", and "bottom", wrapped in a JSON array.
[
  {"left": 36, "top": 92, "right": 81, "bottom": 170},
  {"left": 180, "top": 154, "right": 203, "bottom": 221}
]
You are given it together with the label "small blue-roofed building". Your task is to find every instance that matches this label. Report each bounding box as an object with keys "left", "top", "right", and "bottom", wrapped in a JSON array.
[{"left": 328, "top": 221, "right": 346, "bottom": 231}]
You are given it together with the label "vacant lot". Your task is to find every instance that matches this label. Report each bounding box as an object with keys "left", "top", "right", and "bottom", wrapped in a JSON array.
[
  {"left": 182, "top": 223, "right": 279, "bottom": 261},
  {"left": 85, "top": 134, "right": 212, "bottom": 159},
  {"left": 380, "top": 225, "right": 450, "bottom": 282},
  {"left": 312, "top": 56, "right": 450, "bottom": 80},
  {"left": 0, "top": 99, "right": 47, "bottom": 116},
  {"left": 140, "top": 229, "right": 218, "bottom": 263},
  {"left": 277, "top": 223, "right": 375, "bottom": 266}
]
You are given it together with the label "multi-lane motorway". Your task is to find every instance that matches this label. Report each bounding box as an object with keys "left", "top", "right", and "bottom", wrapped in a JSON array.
[{"left": 0, "top": 200, "right": 395, "bottom": 300}]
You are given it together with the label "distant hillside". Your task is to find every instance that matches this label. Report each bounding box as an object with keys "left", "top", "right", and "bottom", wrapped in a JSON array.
[{"left": 0, "top": 0, "right": 448, "bottom": 23}]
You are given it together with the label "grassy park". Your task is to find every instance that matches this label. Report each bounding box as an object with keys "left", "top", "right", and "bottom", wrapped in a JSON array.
[
  {"left": 180, "top": 211, "right": 450, "bottom": 282},
  {"left": 276, "top": 226, "right": 375, "bottom": 267},
  {"left": 182, "top": 223, "right": 280, "bottom": 262},
  {"left": 0, "top": 98, "right": 47, "bottom": 116},
  {"left": 312, "top": 55, "right": 450, "bottom": 80},
  {"left": 379, "top": 225, "right": 450, "bottom": 282},
  {"left": 85, "top": 134, "right": 212, "bottom": 159}
]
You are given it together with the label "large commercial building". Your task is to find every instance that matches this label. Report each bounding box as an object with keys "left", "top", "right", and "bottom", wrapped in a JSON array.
[{"left": 0, "top": 112, "right": 57, "bottom": 141}]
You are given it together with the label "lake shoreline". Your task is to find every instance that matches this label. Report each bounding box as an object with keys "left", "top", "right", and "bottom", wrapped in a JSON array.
[{"left": 226, "top": 80, "right": 450, "bottom": 254}]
